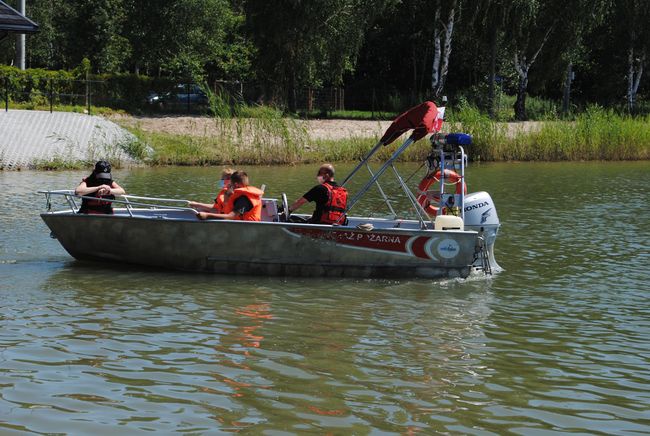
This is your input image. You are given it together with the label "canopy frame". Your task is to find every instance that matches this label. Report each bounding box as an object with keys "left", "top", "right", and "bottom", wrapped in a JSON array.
[{"left": 340, "top": 101, "right": 443, "bottom": 228}]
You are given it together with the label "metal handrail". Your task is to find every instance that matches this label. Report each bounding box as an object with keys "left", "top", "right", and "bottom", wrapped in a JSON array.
[
  {"left": 121, "top": 194, "right": 191, "bottom": 204},
  {"left": 39, "top": 190, "right": 198, "bottom": 216}
]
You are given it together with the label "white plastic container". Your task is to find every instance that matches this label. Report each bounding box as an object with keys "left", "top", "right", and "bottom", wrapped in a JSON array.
[{"left": 434, "top": 215, "right": 464, "bottom": 231}]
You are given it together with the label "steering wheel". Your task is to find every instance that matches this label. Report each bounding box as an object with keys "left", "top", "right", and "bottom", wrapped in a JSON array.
[{"left": 281, "top": 193, "right": 290, "bottom": 222}]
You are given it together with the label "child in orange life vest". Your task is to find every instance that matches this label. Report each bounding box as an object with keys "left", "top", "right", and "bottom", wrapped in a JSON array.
[
  {"left": 196, "top": 171, "right": 264, "bottom": 221},
  {"left": 288, "top": 163, "right": 348, "bottom": 224},
  {"left": 188, "top": 168, "right": 235, "bottom": 214}
]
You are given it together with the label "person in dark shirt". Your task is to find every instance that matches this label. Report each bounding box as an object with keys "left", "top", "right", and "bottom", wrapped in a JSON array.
[
  {"left": 75, "top": 160, "right": 126, "bottom": 214},
  {"left": 288, "top": 163, "right": 347, "bottom": 224}
]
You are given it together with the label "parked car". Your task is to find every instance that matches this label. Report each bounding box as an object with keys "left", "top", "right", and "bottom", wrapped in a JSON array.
[
  {"left": 171, "top": 84, "right": 209, "bottom": 106},
  {"left": 145, "top": 91, "right": 163, "bottom": 105},
  {"left": 145, "top": 84, "right": 209, "bottom": 109}
]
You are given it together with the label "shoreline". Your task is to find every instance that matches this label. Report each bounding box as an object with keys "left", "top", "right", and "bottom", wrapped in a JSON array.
[
  {"left": 110, "top": 114, "right": 545, "bottom": 141},
  {"left": 1, "top": 111, "right": 648, "bottom": 170}
]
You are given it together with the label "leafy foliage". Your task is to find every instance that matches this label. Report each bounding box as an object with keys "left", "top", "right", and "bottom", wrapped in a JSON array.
[{"left": 0, "top": 0, "right": 647, "bottom": 116}]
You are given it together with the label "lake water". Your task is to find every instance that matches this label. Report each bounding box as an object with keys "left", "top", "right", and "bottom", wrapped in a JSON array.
[{"left": 1, "top": 161, "right": 649, "bottom": 434}]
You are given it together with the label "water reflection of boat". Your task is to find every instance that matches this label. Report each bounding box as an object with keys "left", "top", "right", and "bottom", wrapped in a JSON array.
[{"left": 41, "top": 102, "right": 500, "bottom": 279}]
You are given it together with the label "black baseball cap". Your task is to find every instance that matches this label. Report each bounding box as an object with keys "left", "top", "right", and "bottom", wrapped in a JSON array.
[{"left": 94, "top": 160, "right": 112, "bottom": 179}]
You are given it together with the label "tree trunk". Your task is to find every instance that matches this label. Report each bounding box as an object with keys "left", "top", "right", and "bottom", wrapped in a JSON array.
[
  {"left": 487, "top": 27, "right": 498, "bottom": 118},
  {"left": 514, "top": 53, "right": 529, "bottom": 121},
  {"left": 514, "top": 77, "right": 528, "bottom": 121},
  {"left": 412, "top": 47, "right": 418, "bottom": 105},
  {"left": 431, "top": 2, "right": 442, "bottom": 92},
  {"left": 512, "top": 26, "right": 554, "bottom": 121},
  {"left": 627, "top": 46, "right": 645, "bottom": 113},
  {"left": 562, "top": 62, "right": 573, "bottom": 116},
  {"left": 627, "top": 47, "right": 635, "bottom": 113},
  {"left": 288, "top": 67, "right": 297, "bottom": 113},
  {"left": 434, "top": 0, "right": 457, "bottom": 99}
]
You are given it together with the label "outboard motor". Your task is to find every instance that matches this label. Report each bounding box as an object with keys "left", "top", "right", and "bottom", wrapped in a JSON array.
[
  {"left": 426, "top": 128, "right": 501, "bottom": 273},
  {"left": 464, "top": 191, "right": 501, "bottom": 272}
]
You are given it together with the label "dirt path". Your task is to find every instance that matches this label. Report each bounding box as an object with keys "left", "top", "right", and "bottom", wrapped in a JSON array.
[{"left": 110, "top": 114, "right": 543, "bottom": 140}]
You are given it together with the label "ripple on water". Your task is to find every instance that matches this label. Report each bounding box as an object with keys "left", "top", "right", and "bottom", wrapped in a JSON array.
[{"left": 1, "top": 163, "right": 650, "bottom": 433}]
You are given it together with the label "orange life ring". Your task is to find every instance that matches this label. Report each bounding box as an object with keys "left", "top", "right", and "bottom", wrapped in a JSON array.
[{"left": 416, "top": 169, "right": 466, "bottom": 217}]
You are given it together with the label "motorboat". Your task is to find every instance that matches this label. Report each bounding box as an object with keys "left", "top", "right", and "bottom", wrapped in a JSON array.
[{"left": 41, "top": 102, "right": 500, "bottom": 279}]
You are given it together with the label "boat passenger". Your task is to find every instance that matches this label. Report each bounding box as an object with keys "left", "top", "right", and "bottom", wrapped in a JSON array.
[
  {"left": 288, "top": 163, "right": 348, "bottom": 225},
  {"left": 188, "top": 167, "right": 235, "bottom": 213},
  {"left": 196, "top": 171, "right": 264, "bottom": 221},
  {"left": 75, "top": 160, "right": 126, "bottom": 214}
]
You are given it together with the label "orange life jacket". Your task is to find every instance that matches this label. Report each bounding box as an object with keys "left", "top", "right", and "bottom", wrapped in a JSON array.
[
  {"left": 320, "top": 182, "right": 348, "bottom": 225},
  {"left": 226, "top": 186, "right": 264, "bottom": 221},
  {"left": 213, "top": 188, "right": 232, "bottom": 214}
]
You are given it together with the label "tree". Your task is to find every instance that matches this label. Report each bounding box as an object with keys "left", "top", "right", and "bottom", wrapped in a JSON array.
[
  {"left": 553, "top": 0, "right": 610, "bottom": 116},
  {"left": 505, "top": 0, "right": 557, "bottom": 120},
  {"left": 618, "top": 0, "right": 649, "bottom": 112},
  {"left": 66, "top": 0, "right": 131, "bottom": 73},
  {"left": 123, "top": 0, "right": 251, "bottom": 81},
  {"left": 465, "top": 0, "right": 509, "bottom": 117},
  {"left": 431, "top": 0, "right": 459, "bottom": 99},
  {"left": 245, "top": 0, "right": 391, "bottom": 111}
]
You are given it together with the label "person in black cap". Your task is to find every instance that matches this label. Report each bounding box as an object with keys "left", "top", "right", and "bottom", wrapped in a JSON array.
[{"left": 75, "top": 160, "right": 126, "bottom": 214}]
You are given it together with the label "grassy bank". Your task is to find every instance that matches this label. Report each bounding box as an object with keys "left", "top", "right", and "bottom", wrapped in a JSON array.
[
  {"left": 452, "top": 105, "right": 650, "bottom": 161},
  {"left": 127, "top": 123, "right": 428, "bottom": 166},
  {"left": 123, "top": 106, "right": 649, "bottom": 166}
]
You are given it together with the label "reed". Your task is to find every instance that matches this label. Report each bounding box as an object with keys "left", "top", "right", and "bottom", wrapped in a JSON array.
[
  {"left": 452, "top": 104, "right": 650, "bottom": 161},
  {"left": 128, "top": 114, "right": 311, "bottom": 165},
  {"left": 125, "top": 105, "right": 649, "bottom": 165}
]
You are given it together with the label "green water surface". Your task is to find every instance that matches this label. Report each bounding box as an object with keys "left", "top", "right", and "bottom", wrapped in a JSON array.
[{"left": 0, "top": 161, "right": 649, "bottom": 434}]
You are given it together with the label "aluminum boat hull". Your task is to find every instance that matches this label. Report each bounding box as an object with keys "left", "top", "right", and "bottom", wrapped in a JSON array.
[{"left": 41, "top": 209, "right": 479, "bottom": 279}]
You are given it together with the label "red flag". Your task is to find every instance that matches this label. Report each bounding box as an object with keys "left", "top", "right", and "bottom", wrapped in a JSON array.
[{"left": 379, "top": 101, "right": 440, "bottom": 145}]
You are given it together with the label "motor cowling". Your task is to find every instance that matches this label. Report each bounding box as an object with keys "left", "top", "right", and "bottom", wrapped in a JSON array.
[
  {"left": 464, "top": 191, "right": 501, "bottom": 272},
  {"left": 463, "top": 191, "right": 499, "bottom": 227}
]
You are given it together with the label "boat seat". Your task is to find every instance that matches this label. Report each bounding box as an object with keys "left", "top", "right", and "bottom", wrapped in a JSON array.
[
  {"left": 261, "top": 198, "right": 279, "bottom": 222},
  {"left": 434, "top": 215, "right": 463, "bottom": 231}
]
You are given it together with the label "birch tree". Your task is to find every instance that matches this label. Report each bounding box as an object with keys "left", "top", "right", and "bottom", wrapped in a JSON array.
[
  {"left": 431, "top": 0, "right": 459, "bottom": 99},
  {"left": 618, "top": 0, "right": 649, "bottom": 113},
  {"left": 506, "top": 0, "right": 557, "bottom": 120},
  {"left": 554, "top": 0, "right": 609, "bottom": 116}
]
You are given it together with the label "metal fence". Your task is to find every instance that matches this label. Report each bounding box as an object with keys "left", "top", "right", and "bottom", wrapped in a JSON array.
[
  {"left": 1, "top": 73, "right": 415, "bottom": 116},
  {"left": 2, "top": 77, "right": 99, "bottom": 114},
  {"left": 1, "top": 76, "right": 214, "bottom": 115}
]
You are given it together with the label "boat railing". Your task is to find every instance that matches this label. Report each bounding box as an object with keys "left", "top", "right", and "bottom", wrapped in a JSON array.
[{"left": 39, "top": 190, "right": 199, "bottom": 217}]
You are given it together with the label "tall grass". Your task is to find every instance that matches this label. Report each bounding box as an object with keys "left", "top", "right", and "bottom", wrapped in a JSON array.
[
  {"left": 124, "top": 104, "right": 649, "bottom": 165},
  {"left": 451, "top": 104, "right": 649, "bottom": 161},
  {"left": 129, "top": 108, "right": 310, "bottom": 165}
]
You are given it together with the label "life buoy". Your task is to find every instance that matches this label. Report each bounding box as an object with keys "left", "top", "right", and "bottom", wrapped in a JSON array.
[{"left": 416, "top": 169, "right": 466, "bottom": 217}]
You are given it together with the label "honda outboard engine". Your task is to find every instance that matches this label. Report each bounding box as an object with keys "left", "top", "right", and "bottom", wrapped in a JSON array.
[{"left": 464, "top": 191, "right": 501, "bottom": 272}]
